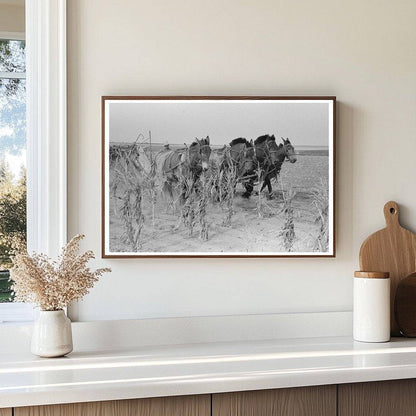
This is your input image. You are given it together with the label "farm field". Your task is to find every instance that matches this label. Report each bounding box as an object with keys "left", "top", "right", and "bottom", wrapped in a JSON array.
[{"left": 108, "top": 149, "right": 329, "bottom": 254}]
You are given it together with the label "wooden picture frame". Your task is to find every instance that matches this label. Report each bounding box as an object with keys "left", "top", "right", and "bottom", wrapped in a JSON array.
[{"left": 102, "top": 96, "right": 336, "bottom": 258}]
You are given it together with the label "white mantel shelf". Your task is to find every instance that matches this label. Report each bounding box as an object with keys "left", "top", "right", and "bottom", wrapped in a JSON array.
[{"left": 2, "top": 336, "right": 416, "bottom": 408}]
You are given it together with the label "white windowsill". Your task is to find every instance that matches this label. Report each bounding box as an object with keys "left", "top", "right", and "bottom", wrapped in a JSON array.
[{"left": 0, "top": 303, "right": 35, "bottom": 324}]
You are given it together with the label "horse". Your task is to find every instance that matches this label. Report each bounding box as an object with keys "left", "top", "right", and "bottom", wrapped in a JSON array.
[
  {"left": 222, "top": 138, "right": 257, "bottom": 198},
  {"left": 156, "top": 136, "right": 212, "bottom": 203},
  {"left": 254, "top": 135, "right": 297, "bottom": 197},
  {"left": 275, "top": 137, "right": 297, "bottom": 173}
]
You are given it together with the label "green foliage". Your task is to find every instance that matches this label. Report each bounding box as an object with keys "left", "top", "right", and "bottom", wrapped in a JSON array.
[
  {"left": 0, "top": 270, "right": 11, "bottom": 302},
  {"left": 0, "top": 39, "right": 27, "bottom": 301},
  {"left": 0, "top": 162, "right": 26, "bottom": 302},
  {"left": 0, "top": 160, "right": 26, "bottom": 270},
  {"left": 0, "top": 39, "right": 25, "bottom": 85}
]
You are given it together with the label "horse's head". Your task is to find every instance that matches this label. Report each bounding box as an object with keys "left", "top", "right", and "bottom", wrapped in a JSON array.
[
  {"left": 281, "top": 138, "right": 297, "bottom": 163},
  {"left": 199, "top": 136, "right": 211, "bottom": 171},
  {"left": 264, "top": 135, "right": 281, "bottom": 165},
  {"left": 254, "top": 134, "right": 279, "bottom": 167},
  {"left": 190, "top": 136, "right": 211, "bottom": 171}
]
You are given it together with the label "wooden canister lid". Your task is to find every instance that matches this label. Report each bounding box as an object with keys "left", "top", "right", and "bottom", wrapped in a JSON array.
[{"left": 354, "top": 271, "right": 390, "bottom": 279}]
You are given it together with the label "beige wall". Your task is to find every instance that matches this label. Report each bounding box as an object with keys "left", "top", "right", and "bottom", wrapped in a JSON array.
[
  {"left": 67, "top": 0, "right": 416, "bottom": 321},
  {"left": 0, "top": 4, "right": 24, "bottom": 33}
]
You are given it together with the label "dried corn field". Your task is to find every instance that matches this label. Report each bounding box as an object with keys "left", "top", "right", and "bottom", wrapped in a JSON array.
[{"left": 107, "top": 140, "right": 330, "bottom": 255}]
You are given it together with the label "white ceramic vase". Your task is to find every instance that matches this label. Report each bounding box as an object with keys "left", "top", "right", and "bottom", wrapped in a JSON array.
[{"left": 31, "top": 310, "right": 73, "bottom": 358}]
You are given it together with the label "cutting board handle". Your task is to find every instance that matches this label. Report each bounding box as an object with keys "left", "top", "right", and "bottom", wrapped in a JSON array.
[{"left": 384, "top": 201, "right": 400, "bottom": 228}]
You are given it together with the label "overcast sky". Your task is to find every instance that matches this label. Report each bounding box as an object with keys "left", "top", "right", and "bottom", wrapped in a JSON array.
[{"left": 108, "top": 100, "right": 330, "bottom": 147}]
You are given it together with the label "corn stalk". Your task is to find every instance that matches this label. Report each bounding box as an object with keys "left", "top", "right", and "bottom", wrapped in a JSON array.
[
  {"left": 113, "top": 154, "right": 145, "bottom": 251},
  {"left": 218, "top": 151, "right": 238, "bottom": 226},
  {"left": 279, "top": 185, "right": 296, "bottom": 252},
  {"left": 311, "top": 179, "right": 329, "bottom": 252}
]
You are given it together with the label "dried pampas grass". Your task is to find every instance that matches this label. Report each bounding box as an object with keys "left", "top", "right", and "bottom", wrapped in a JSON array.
[{"left": 10, "top": 234, "right": 111, "bottom": 311}]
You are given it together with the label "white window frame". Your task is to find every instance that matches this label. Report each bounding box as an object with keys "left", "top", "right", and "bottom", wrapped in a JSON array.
[{"left": 0, "top": 0, "right": 67, "bottom": 323}]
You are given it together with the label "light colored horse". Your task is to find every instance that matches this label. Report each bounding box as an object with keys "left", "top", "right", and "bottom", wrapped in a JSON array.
[{"left": 155, "top": 137, "right": 212, "bottom": 203}]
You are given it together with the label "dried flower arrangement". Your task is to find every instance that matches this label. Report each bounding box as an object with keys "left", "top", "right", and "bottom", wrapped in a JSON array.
[{"left": 10, "top": 234, "right": 111, "bottom": 311}]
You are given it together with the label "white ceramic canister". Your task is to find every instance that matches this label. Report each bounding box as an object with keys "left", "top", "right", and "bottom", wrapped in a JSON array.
[
  {"left": 31, "top": 310, "right": 73, "bottom": 357},
  {"left": 353, "top": 271, "right": 390, "bottom": 343}
]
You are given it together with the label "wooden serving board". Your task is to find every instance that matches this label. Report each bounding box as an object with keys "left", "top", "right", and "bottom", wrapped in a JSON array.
[{"left": 359, "top": 201, "right": 416, "bottom": 336}]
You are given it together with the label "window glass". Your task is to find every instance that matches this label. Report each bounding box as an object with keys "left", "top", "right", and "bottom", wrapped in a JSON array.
[
  {"left": 0, "top": 38, "right": 26, "bottom": 303},
  {"left": 0, "top": 39, "right": 26, "bottom": 73}
]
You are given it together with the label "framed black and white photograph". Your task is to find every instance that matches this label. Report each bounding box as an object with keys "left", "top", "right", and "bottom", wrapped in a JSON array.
[{"left": 102, "top": 96, "right": 335, "bottom": 258}]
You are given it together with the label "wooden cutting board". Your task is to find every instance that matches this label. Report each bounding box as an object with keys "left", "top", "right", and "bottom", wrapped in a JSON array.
[{"left": 359, "top": 201, "right": 416, "bottom": 336}]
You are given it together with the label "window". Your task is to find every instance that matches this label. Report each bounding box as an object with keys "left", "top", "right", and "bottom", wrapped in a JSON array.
[
  {"left": 0, "top": 34, "right": 26, "bottom": 306},
  {"left": 0, "top": 0, "right": 67, "bottom": 324}
]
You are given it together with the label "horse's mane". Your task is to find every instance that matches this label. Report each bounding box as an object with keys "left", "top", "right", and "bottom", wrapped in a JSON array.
[
  {"left": 229, "top": 137, "right": 250, "bottom": 147},
  {"left": 254, "top": 134, "right": 276, "bottom": 145}
]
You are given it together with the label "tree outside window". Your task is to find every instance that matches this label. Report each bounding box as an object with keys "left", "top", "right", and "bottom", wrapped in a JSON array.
[{"left": 0, "top": 38, "right": 26, "bottom": 302}]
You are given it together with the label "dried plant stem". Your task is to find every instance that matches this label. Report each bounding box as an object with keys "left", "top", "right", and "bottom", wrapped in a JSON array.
[
  {"left": 121, "top": 187, "right": 144, "bottom": 251},
  {"left": 311, "top": 178, "right": 329, "bottom": 251},
  {"left": 218, "top": 151, "right": 237, "bottom": 226},
  {"left": 256, "top": 166, "right": 264, "bottom": 218},
  {"left": 146, "top": 131, "right": 157, "bottom": 227},
  {"left": 112, "top": 131, "right": 160, "bottom": 251},
  {"left": 179, "top": 176, "right": 197, "bottom": 236},
  {"left": 197, "top": 173, "right": 210, "bottom": 240},
  {"left": 279, "top": 185, "right": 296, "bottom": 252}
]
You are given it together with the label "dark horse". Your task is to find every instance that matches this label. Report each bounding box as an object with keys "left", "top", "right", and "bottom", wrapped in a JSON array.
[
  {"left": 211, "top": 138, "right": 256, "bottom": 199},
  {"left": 224, "top": 138, "right": 257, "bottom": 198},
  {"left": 156, "top": 136, "right": 212, "bottom": 201},
  {"left": 254, "top": 134, "right": 297, "bottom": 197}
]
